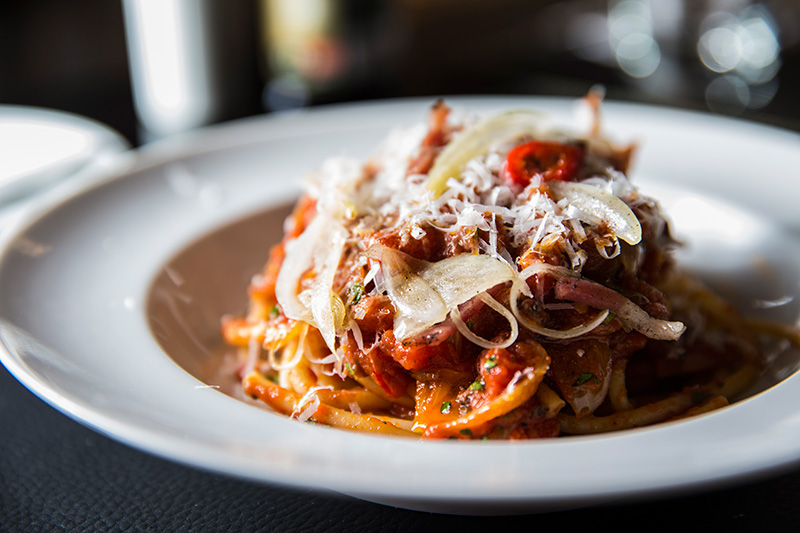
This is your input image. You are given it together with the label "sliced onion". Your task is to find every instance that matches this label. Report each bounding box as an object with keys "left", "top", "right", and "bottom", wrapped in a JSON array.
[
  {"left": 615, "top": 300, "right": 686, "bottom": 340},
  {"left": 549, "top": 181, "right": 642, "bottom": 245},
  {"left": 513, "top": 262, "right": 579, "bottom": 301},
  {"left": 511, "top": 264, "right": 609, "bottom": 340},
  {"left": 309, "top": 222, "right": 347, "bottom": 353},
  {"left": 421, "top": 252, "right": 515, "bottom": 308},
  {"left": 275, "top": 215, "right": 326, "bottom": 323},
  {"left": 364, "top": 244, "right": 515, "bottom": 340},
  {"left": 275, "top": 214, "right": 349, "bottom": 355},
  {"left": 517, "top": 262, "right": 580, "bottom": 286},
  {"left": 511, "top": 286, "right": 610, "bottom": 340},
  {"left": 451, "top": 293, "right": 519, "bottom": 349},
  {"left": 363, "top": 245, "right": 447, "bottom": 339},
  {"left": 427, "top": 110, "right": 551, "bottom": 196},
  {"left": 268, "top": 324, "right": 308, "bottom": 371},
  {"left": 554, "top": 277, "right": 686, "bottom": 341}
]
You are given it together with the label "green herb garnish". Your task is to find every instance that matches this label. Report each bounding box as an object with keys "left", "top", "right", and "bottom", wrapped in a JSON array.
[
  {"left": 484, "top": 355, "right": 498, "bottom": 370},
  {"left": 269, "top": 304, "right": 281, "bottom": 319},
  {"left": 440, "top": 401, "right": 452, "bottom": 414},
  {"left": 469, "top": 381, "right": 484, "bottom": 391},
  {"left": 573, "top": 373, "right": 599, "bottom": 387},
  {"left": 460, "top": 429, "right": 473, "bottom": 437},
  {"left": 349, "top": 283, "right": 364, "bottom": 305}
]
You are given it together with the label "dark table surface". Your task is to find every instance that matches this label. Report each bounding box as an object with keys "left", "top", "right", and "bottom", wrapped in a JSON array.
[{"left": 3, "top": 360, "right": 800, "bottom": 531}]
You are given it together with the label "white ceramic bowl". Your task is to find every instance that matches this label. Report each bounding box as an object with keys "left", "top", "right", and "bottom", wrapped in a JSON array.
[
  {"left": 0, "top": 106, "right": 129, "bottom": 203},
  {"left": 1, "top": 97, "right": 799, "bottom": 514}
]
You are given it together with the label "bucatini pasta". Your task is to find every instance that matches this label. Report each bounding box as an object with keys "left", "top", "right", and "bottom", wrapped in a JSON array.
[{"left": 222, "top": 93, "right": 776, "bottom": 439}]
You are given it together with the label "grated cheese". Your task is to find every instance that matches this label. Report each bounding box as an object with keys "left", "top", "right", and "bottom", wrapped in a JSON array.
[{"left": 305, "top": 118, "right": 646, "bottom": 274}]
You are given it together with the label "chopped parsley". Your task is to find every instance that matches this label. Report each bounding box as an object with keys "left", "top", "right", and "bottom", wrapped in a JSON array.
[
  {"left": 602, "top": 312, "right": 616, "bottom": 325},
  {"left": 484, "top": 355, "right": 498, "bottom": 370},
  {"left": 349, "top": 283, "right": 364, "bottom": 305},
  {"left": 440, "top": 401, "right": 452, "bottom": 414},
  {"left": 269, "top": 304, "right": 281, "bottom": 319},
  {"left": 573, "top": 373, "right": 599, "bottom": 387},
  {"left": 344, "top": 361, "right": 356, "bottom": 377},
  {"left": 469, "top": 381, "right": 484, "bottom": 391},
  {"left": 459, "top": 429, "right": 473, "bottom": 437}
]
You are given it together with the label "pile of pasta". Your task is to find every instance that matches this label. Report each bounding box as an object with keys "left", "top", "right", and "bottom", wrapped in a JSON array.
[{"left": 222, "top": 95, "right": 768, "bottom": 439}]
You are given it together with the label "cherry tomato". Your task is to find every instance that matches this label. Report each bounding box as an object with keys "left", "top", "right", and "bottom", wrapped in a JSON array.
[{"left": 503, "top": 141, "right": 583, "bottom": 186}]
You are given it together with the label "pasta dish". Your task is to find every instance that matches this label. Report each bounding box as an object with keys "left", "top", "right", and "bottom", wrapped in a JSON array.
[{"left": 222, "top": 94, "right": 765, "bottom": 439}]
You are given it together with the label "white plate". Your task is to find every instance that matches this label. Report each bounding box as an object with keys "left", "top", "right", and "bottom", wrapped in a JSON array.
[
  {"left": 0, "top": 106, "right": 130, "bottom": 204},
  {"left": 1, "top": 97, "right": 800, "bottom": 515}
]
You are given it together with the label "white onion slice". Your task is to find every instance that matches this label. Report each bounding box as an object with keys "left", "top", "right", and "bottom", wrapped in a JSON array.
[
  {"left": 553, "top": 276, "right": 686, "bottom": 341},
  {"left": 511, "top": 264, "right": 609, "bottom": 339},
  {"left": 275, "top": 215, "right": 326, "bottom": 323},
  {"left": 364, "top": 244, "right": 515, "bottom": 340},
  {"left": 275, "top": 214, "right": 349, "bottom": 355},
  {"left": 427, "top": 110, "right": 551, "bottom": 196},
  {"left": 451, "top": 293, "right": 519, "bottom": 349},
  {"left": 517, "top": 262, "right": 581, "bottom": 286},
  {"left": 510, "top": 279, "right": 610, "bottom": 339},
  {"left": 513, "top": 262, "right": 579, "bottom": 301},
  {"left": 364, "top": 245, "right": 447, "bottom": 339},
  {"left": 421, "top": 252, "right": 515, "bottom": 309},
  {"left": 267, "top": 324, "right": 308, "bottom": 371},
  {"left": 615, "top": 300, "right": 686, "bottom": 340},
  {"left": 310, "top": 223, "right": 347, "bottom": 353},
  {"left": 549, "top": 181, "right": 642, "bottom": 245}
]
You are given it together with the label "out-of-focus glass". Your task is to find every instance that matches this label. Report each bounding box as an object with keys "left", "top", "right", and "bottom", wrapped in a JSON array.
[
  {"left": 122, "top": 0, "right": 257, "bottom": 141},
  {"left": 696, "top": 4, "right": 781, "bottom": 111},
  {"left": 549, "top": 0, "right": 792, "bottom": 114},
  {"left": 258, "top": 0, "right": 401, "bottom": 111},
  {"left": 123, "top": 0, "right": 218, "bottom": 139}
]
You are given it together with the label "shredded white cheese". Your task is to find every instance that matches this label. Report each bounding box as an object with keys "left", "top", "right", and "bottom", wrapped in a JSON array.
[{"left": 301, "top": 115, "right": 649, "bottom": 277}]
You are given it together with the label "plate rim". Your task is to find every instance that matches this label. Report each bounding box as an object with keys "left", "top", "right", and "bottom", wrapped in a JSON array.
[{"left": 0, "top": 105, "right": 131, "bottom": 203}]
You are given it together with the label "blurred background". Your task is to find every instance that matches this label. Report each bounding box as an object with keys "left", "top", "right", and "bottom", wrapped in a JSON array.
[{"left": 1, "top": 0, "right": 799, "bottom": 146}]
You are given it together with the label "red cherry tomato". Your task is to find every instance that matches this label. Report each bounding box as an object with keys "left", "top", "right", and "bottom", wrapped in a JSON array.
[{"left": 503, "top": 141, "right": 583, "bottom": 186}]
